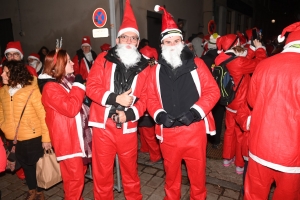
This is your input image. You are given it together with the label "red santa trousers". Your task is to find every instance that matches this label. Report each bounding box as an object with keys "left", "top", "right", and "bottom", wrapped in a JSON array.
[
  {"left": 160, "top": 121, "right": 207, "bottom": 200},
  {"left": 244, "top": 158, "right": 300, "bottom": 200},
  {"left": 59, "top": 157, "right": 87, "bottom": 200},
  {"left": 92, "top": 119, "right": 142, "bottom": 200},
  {"left": 222, "top": 110, "right": 244, "bottom": 167},
  {"left": 138, "top": 126, "right": 161, "bottom": 162}
]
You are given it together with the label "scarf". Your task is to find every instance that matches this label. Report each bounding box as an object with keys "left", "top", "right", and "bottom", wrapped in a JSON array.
[{"left": 60, "top": 74, "right": 92, "bottom": 164}]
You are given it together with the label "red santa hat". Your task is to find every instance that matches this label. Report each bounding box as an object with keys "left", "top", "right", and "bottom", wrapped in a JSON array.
[
  {"left": 28, "top": 53, "right": 40, "bottom": 61},
  {"left": 117, "top": 0, "right": 139, "bottom": 38},
  {"left": 237, "top": 32, "right": 247, "bottom": 46},
  {"left": 81, "top": 36, "right": 91, "bottom": 47},
  {"left": 100, "top": 43, "right": 111, "bottom": 52},
  {"left": 4, "top": 41, "right": 24, "bottom": 59},
  {"left": 278, "top": 22, "right": 300, "bottom": 46},
  {"left": 154, "top": 5, "right": 182, "bottom": 42},
  {"left": 140, "top": 45, "right": 158, "bottom": 61},
  {"left": 245, "top": 27, "right": 258, "bottom": 42},
  {"left": 216, "top": 34, "right": 239, "bottom": 52}
]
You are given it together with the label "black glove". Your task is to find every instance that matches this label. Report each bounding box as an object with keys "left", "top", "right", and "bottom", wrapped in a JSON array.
[
  {"left": 156, "top": 112, "right": 176, "bottom": 128},
  {"left": 177, "top": 109, "right": 201, "bottom": 126},
  {"left": 74, "top": 74, "right": 84, "bottom": 84}
]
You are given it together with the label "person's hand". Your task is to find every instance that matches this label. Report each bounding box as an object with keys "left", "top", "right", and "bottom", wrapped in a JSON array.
[
  {"left": 177, "top": 111, "right": 195, "bottom": 126},
  {"left": 116, "top": 88, "right": 133, "bottom": 107},
  {"left": 116, "top": 110, "right": 126, "bottom": 123},
  {"left": 74, "top": 74, "right": 84, "bottom": 84},
  {"left": 253, "top": 39, "right": 262, "bottom": 49},
  {"left": 156, "top": 112, "right": 176, "bottom": 127},
  {"left": 42, "top": 142, "right": 52, "bottom": 150}
]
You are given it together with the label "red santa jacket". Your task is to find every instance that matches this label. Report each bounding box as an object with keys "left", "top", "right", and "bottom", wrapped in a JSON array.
[
  {"left": 72, "top": 55, "right": 92, "bottom": 81},
  {"left": 0, "top": 137, "right": 6, "bottom": 172},
  {"left": 146, "top": 57, "right": 219, "bottom": 141},
  {"left": 235, "top": 101, "right": 251, "bottom": 159},
  {"left": 42, "top": 82, "right": 86, "bottom": 161},
  {"left": 248, "top": 47, "right": 300, "bottom": 173},
  {"left": 86, "top": 51, "right": 150, "bottom": 134},
  {"left": 214, "top": 47, "right": 267, "bottom": 112}
]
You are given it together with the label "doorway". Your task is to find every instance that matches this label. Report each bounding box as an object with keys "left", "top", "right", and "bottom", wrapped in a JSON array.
[{"left": 0, "top": 18, "right": 14, "bottom": 58}]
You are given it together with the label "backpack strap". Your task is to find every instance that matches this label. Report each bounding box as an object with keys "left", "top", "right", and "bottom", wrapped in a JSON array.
[{"left": 219, "top": 56, "right": 236, "bottom": 66}]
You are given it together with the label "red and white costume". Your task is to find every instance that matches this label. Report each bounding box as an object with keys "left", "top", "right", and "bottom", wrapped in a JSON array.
[
  {"left": 86, "top": 1, "right": 147, "bottom": 199},
  {"left": 215, "top": 34, "right": 267, "bottom": 168},
  {"left": 245, "top": 22, "right": 300, "bottom": 200},
  {"left": 42, "top": 81, "right": 87, "bottom": 200}
]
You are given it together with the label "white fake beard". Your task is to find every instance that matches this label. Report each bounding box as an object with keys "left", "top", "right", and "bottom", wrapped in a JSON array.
[
  {"left": 84, "top": 52, "right": 94, "bottom": 62},
  {"left": 161, "top": 42, "right": 184, "bottom": 69},
  {"left": 116, "top": 44, "right": 141, "bottom": 68},
  {"left": 29, "top": 60, "right": 42, "bottom": 72}
]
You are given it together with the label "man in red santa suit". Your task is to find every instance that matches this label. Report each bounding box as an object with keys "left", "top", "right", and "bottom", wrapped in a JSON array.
[
  {"left": 86, "top": 0, "right": 149, "bottom": 199},
  {"left": 4, "top": 41, "right": 37, "bottom": 77},
  {"left": 138, "top": 45, "right": 162, "bottom": 164},
  {"left": 214, "top": 34, "right": 266, "bottom": 175},
  {"left": 27, "top": 53, "right": 43, "bottom": 75},
  {"left": 146, "top": 5, "right": 219, "bottom": 199},
  {"left": 245, "top": 22, "right": 300, "bottom": 200},
  {"left": 72, "top": 36, "right": 97, "bottom": 81}
]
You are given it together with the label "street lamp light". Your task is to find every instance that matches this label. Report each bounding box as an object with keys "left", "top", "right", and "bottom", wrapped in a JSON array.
[{"left": 271, "top": 19, "right": 275, "bottom": 23}]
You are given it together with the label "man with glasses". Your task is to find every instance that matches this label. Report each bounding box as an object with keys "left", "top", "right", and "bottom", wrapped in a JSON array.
[
  {"left": 86, "top": 0, "right": 149, "bottom": 199},
  {"left": 146, "top": 5, "right": 219, "bottom": 199},
  {"left": 4, "top": 41, "right": 37, "bottom": 77},
  {"left": 72, "top": 36, "right": 97, "bottom": 81}
]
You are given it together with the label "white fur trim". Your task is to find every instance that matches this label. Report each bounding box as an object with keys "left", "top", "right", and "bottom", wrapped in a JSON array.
[
  {"left": 101, "top": 91, "right": 113, "bottom": 107},
  {"left": 28, "top": 55, "right": 40, "bottom": 61},
  {"left": 249, "top": 152, "right": 300, "bottom": 173},
  {"left": 226, "top": 107, "right": 237, "bottom": 113},
  {"left": 88, "top": 121, "right": 105, "bottom": 128},
  {"left": 154, "top": 109, "right": 166, "bottom": 123},
  {"left": 117, "top": 27, "right": 139, "bottom": 38},
  {"left": 142, "top": 55, "right": 150, "bottom": 59},
  {"left": 249, "top": 45, "right": 256, "bottom": 51},
  {"left": 243, "top": 156, "right": 249, "bottom": 161},
  {"left": 73, "top": 82, "right": 86, "bottom": 91},
  {"left": 283, "top": 40, "right": 300, "bottom": 49},
  {"left": 38, "top": 73, "right": 54, "bottom": 79},
  {"left": 191, "top": 104, "right": 205, "bottom": 119},
  {"left": 131, "top": 106, "right": 139, "bottom": 122},
  {"left": 190, "top": 70, "right": 201, "bottom": 95},
  {"left": 278, "top": 35, "right": 285, "bottom": 43},
  {"left": 4, "top": 48, "right": 23, "bottom": 59},
  {"left": 154, "top": 5, "right": 160, "bottom": 12},
  {"left": 246, "top": 116, "right": 251, "bottom": 131},
  {"left": 56, "top": 152, "right": 85, "bottom": 161}
]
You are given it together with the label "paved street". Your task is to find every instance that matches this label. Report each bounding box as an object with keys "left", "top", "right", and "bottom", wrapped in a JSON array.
[{"left": 0, "top": 150, "right": 275, "bottom": 200}]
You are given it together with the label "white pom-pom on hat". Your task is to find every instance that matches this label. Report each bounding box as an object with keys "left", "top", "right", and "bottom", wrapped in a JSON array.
[
  {"left": 154, "top": 5, "right": 161, "bottom": 12},
  {"left": 277, "top": 35, "right": 285, "bottom": 43}
]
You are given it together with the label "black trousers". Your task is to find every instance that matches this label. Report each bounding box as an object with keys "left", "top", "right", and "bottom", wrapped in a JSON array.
[
  {"left": 15, "top": 136, "right": 44, "bottom": 191},
  {"left": 209, "top": 103, "right": 225, "bottom": 145}
]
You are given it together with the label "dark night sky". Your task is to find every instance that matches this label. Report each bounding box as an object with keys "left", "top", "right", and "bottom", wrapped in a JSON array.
[{"left": 270, "top": 0, "right": 300, "bottom": 32}]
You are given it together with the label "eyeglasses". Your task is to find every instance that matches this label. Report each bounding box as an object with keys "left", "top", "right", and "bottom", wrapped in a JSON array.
[
  {"left": 118, "top": 35, "right": 139, "bottom": 42},
  {"left": 6, "top": 52, "right": 21, "bottom": 58}
]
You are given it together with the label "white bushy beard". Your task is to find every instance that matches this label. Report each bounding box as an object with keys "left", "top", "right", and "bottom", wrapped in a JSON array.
[
  {"left": 161, "top": 42, "right": 184, "bottom": 69},
  {"left": 84, "top": 52, "right": 94, "bottom": 62},
  {"left": 29, "top": 60, "right": 42, "bottom": 72},
  {"left": 116, "top": 44, "right": 141, "bottom": 68}
]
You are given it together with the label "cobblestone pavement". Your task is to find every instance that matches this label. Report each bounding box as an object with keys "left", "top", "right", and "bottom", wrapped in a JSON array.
[{"left": 0, "top": 150, "right": 275, "bottom": 200}]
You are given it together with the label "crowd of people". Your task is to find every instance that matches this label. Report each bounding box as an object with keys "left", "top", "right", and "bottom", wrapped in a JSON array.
[{"left": 0, "top": 0, "right": 300, "bottom": 199}]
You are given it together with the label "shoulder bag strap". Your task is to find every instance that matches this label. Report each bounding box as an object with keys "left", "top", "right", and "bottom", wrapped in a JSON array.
[{"left": 12, "top": 89, "right": 35, "bottom": 145}]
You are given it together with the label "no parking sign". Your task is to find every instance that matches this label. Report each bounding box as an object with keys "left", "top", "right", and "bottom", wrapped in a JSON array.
[{"left": 93, "top": 8, "right": 107, "bottom": 28}]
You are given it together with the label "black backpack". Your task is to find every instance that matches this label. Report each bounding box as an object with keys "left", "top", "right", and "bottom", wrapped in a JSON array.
[{"left": 212, "top": 56, "right": 244, "bottom": 106}]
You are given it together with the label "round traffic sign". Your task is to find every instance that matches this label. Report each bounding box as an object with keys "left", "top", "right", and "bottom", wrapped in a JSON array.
[
  {"left": 208, "top": 20, "right": 216, "bottom": 35},
  {"left": 93, "top": 8, "right": 107, "bottom": 28}
]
